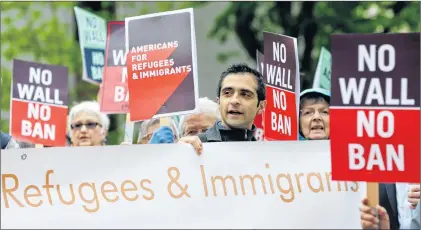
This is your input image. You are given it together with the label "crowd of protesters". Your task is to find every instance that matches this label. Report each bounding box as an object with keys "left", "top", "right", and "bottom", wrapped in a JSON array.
[{"left": 1, "top": 63, "right": 419, "bottom": 229}]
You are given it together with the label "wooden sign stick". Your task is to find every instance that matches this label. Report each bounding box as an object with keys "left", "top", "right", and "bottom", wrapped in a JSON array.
[
  {"left": 367, "top": 182, "right": 379, "bottom": 207},
  {"left": 367, "top": 181, "right": 380, "bottom": 229},
  {"left": 35, "top": 144, "right": 44, "bottom": 148},
  {"left": 123, "top": 113, "right": 135, "bottom": 144},
  {"left": 159, "top": 117, "right": 171, "bottom": 126}
]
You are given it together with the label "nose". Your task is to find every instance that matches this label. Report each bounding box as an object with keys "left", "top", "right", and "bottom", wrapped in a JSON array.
[
  {"left": 230, "top": 93, "right": 241, "bottom": 105},
  {"left": 80, "top": 125, "right": 88, "bottom": 132},
  {"left": 312, "top": 111, "right": 322, "bottom": 121}
]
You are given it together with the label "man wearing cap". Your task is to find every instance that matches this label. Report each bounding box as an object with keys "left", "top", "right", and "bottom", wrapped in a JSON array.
[{"left": 298, "top": 88, "right": 331, "bottom": 140}]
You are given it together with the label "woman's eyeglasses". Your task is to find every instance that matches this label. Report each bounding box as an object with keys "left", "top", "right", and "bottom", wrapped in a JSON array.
[{"left": 71, "top": 122, "right": 101, "bottom": 130}]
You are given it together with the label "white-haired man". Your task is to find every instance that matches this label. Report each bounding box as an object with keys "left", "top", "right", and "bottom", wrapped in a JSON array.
[
  {"left": 68, "top": 101, "right": 110, "bottom": 146},
  {"left": 178, "top": 97, "right": 221, "bottom": 137}
]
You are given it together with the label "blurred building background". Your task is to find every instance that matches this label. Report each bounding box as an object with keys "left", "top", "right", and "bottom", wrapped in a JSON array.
[{"left": 1, "top": 1, "right": 419, "bottom": 144}]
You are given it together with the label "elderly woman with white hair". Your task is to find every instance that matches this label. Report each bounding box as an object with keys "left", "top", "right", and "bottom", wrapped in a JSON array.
[
  {"left": 178, "top": 97, "right": 221, "bottom": 137},
  {"left": 68, "top": 101, "right": 110, "bottom": 146}
]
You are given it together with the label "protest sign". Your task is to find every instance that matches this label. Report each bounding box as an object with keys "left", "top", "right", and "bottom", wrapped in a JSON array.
[
  {"left": 256, "top": 49, "right": 265, "bottom": 73},
  {"left": 100, "top": 21, "right": 129, "bottom": 114},
  {"left": 253, "top": 112, "right": 264, "bottom": 141},
  {"left": 10, "top": 59, "right": 68, "bottom": 146},
  {"left": 1, "top": 141, "right": 361, "bottom": 228},
  {"left": 263, "top": 32, "right": 300, "bottom": 141},
  {"left": 125, "top": 8, "right": 199, "bottom": 121},
  {"left": 254, "top": 50, "right": 265, "bottom": 141},
  {"left": 330, "top": 33, "right": 420, "bottom": 183},
  {"left": 312, "top": 47, "right": 331, "bottom": 91},
  {"left": 74, "top": 6, "right": 106, "bottom": 85}
]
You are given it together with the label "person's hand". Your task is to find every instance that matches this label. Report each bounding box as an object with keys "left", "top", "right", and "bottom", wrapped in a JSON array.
[
  {"left": 408, "top": 184, "right": 420, "bottom": 209},
  {"left": 178, "top": 136, "right": 203, "bottom": 155},
  {"left": 360, "top": 197, "right": 390, "bottom": 229},
  {"left": 148, "top": 126, "right": 175, "bottom": 144}
]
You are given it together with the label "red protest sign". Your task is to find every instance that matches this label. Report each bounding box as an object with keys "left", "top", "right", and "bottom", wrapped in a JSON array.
[
  {"left": 330, "top": 33, "right": 420, "bottom": 183},
  {"left": 125, "top": 9, "right": 198, "bottom": 121},
  {"left": 253, "top": 113, "right": 264, "bottom": 141},
  {"left": 100, "top": 21, "right": 129, "bottom": 114},
  {"left": 262, "top": 32, "right": 300, "bottom": 141},
  {"left": 10, "top": 59, "right": 69, "bottom": 146},
  {"left": 264, "top": 86, "right": 298, "bottom": 141},
  {"left": 253, "top": 50, "right": 265, "bottom": 141}
]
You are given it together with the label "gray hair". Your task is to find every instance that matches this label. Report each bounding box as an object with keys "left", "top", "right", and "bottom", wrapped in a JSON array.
[
  {"left": 137, "top": 117, "right": 179, "bottom": 143},
  {"left": 68, "top": 101, "right": 110, "bottom": 133},
  {"left": 178, "top": 97, "right": 220, "bottom": 135}
]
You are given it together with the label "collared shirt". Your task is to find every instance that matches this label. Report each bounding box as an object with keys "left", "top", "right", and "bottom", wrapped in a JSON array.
[
  {"left": 410, "top": 202, "right": 420, "bottom": 229},
  {"left": 396, "top": 183, "right": 419, "bottom": 229}
]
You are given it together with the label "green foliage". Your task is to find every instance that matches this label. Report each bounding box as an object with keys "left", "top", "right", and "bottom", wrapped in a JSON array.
[
  {"left": 207, "top": 1, "right": 420, "bottom": 88},
  {"left": 217, "top": 50, "right": 241, "bottom": 64},
  {"left": 0, "top": 1, "right": 207, "bottom": 144},
  {"left": 1, "top": 2, "right": 80, "bottom": 133},
  {"left": 120, "top": 1, "right": 208, "bottom": 17}
]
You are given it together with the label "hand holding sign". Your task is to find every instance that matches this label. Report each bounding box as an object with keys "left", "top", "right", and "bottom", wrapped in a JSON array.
[
  {"left": 408, "top": 184, "right": 420, "bottom": 209},
  {"left": 359, "top": 197, "right": 390, "bottom": 230}
]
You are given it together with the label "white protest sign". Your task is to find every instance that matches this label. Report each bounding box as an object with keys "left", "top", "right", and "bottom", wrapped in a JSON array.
[{"left": 2, "top": 141, "right": 362, "bottom": 228}]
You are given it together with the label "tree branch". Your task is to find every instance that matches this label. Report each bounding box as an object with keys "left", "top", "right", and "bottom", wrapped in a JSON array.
[
  {"left": 384, "top": 1, "right": 408, "bottom": 33},
  {"left": 297, "top": 2, "right": 317, "bottom": 88},
  {"left": 233, "top": 3, "right": 261, "bottom": 60},
  {"left": 273, "top": 2, "right": 292, "bottom": 34}
]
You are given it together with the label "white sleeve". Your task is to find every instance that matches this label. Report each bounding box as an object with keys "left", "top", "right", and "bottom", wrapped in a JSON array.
[{"left": 410, "top": 202, "right": 420, "bottom": 229}]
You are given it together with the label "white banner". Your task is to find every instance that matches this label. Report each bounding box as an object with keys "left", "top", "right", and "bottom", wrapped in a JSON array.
[{"left": 1, "top": 141, "right": 363, "bottom": 229}]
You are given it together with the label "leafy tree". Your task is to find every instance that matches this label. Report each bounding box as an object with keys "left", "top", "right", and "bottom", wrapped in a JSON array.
[
  {"left": 0, "top": 2, "right": 116, "bottom": 138},
  {"left": 0, "top": 1, "right": 204, "bottom": 144},
  {"left": 206, "top": 1, "right": 420, "bottom": 89},
  {"left": 5, "top": 2, "right": 414, "bottom": 144},
  {"left": 1, "top": 2, "right": 80, "bottom": 133}
]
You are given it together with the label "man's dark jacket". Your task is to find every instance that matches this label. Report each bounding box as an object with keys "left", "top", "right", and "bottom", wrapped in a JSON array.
[
  {"left": 380, "top": 183, "right": 399, "bottom": 230},
  {"left": 198, "top": 121, "right": 256, "bottom": 142},
  {"left": 0, "top": 131, "right": 12, "bottom": 149}
]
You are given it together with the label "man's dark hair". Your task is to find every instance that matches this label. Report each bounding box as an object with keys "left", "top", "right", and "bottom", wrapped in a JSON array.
[{"left": 217, "top": 63, "right": 266, "bottom": 104}]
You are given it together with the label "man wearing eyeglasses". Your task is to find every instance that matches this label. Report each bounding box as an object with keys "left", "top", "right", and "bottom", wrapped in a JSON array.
[{"left": 68, "top": 101, "right": 110, "bottom": 147}]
